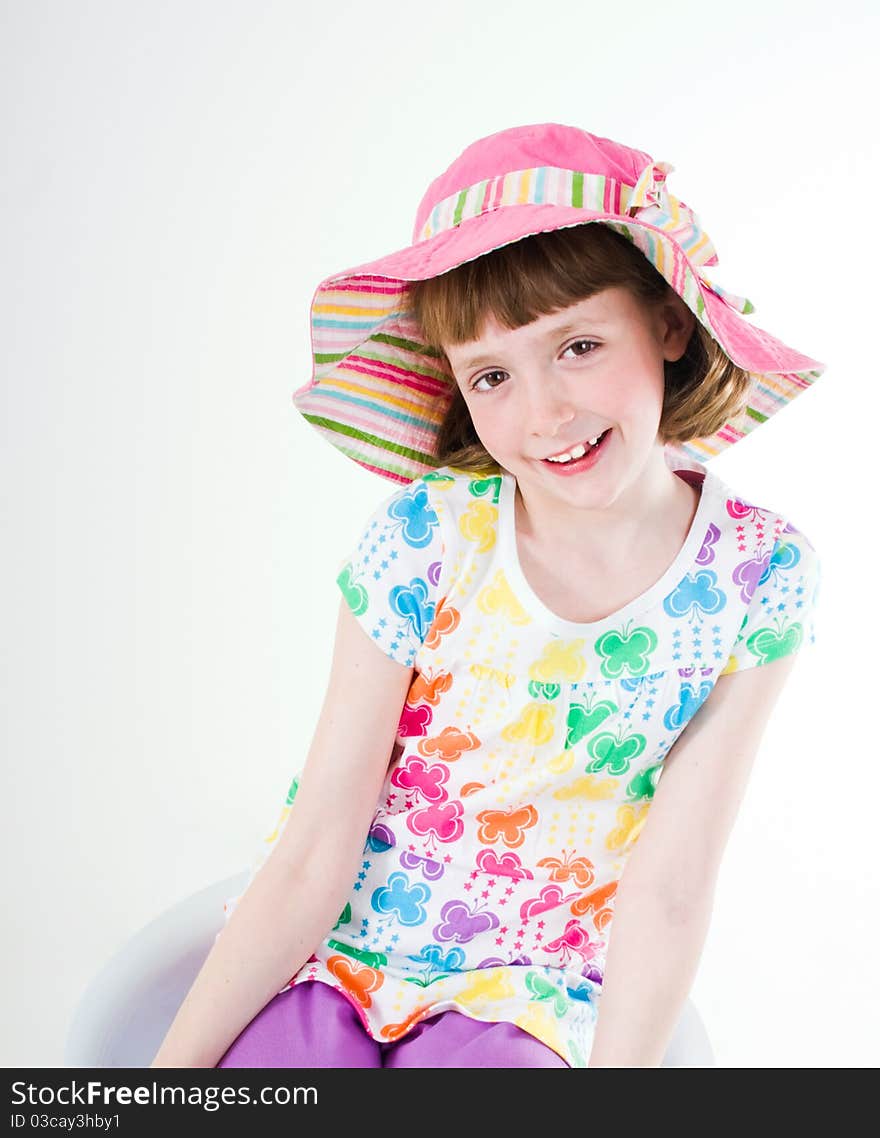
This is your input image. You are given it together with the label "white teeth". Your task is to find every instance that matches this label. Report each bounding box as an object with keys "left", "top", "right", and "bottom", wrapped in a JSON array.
[{"left": 546, "top": 432, "right": 606, "bottom": 463}]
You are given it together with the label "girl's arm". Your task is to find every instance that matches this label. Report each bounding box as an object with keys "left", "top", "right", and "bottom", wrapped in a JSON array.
[
  {"left": 587, "top": 650, "right": 800, "bottom": 1068},
  {"left": 150, "top": 598, "right": 415, "bottom": 1068}
]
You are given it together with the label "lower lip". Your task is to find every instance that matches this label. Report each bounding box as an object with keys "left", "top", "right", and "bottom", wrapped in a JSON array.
[{"left": 541, "top": 429, "right": 612, "bottom": 476}]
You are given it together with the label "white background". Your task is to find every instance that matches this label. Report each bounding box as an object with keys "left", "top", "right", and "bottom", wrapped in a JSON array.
[{"left": 2, "top": 0, "right": 876, "bottom": 1068}]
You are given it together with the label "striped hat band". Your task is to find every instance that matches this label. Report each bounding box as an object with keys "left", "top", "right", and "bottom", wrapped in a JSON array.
[{"left": 416, "top": 159, "right": 753, "bottom": 315}]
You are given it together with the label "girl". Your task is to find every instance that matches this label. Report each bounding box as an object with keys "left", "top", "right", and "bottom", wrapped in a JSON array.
[{"left": 151, "top": 122, "right": 824, "bottom": 1069}]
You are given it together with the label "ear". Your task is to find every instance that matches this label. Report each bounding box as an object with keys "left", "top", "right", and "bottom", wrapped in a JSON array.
[{"left": 657, "top": 292, "right": 697, "bottom": 363}]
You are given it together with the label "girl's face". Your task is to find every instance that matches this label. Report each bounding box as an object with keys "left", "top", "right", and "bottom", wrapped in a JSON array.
[{"left": 443, "top": 285, "right": 695, "bottom": 514}]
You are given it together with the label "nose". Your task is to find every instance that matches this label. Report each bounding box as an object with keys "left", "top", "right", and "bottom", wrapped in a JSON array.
[{"left": 524, "top": 375, "right": 577, "bottom": 438}]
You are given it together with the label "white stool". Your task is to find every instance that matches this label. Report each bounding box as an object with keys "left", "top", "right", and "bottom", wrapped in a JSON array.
[{"left": 64, "top": 871, "right": 715, "bottom": 1068}]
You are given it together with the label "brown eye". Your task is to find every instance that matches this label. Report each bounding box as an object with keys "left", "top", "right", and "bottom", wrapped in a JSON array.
[
  {"left": 472, "top": 370, "right": 507, "bottom": 392},
  {"left": 565, "top": 339, "right": 599, "bottom": 357}
]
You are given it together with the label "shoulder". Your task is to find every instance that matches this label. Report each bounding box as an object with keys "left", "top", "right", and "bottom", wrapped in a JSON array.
[
  {"left": 702, "top": 474, "right": 822, "bottom": 674},
  {"left": 341, "top": 464, "right": 501, "bottom": 571},
  {"left": 405, "top": 464, "right": 506, "bottom": 535},
  {"left": 418, "top": 464, "right": 505, "bottom": 503},
  {"left": 370, "top": 464, "right": 492, "bottom": 511},
  {"left": 707, "top": 470, "right": 821, "bottom": 570}
]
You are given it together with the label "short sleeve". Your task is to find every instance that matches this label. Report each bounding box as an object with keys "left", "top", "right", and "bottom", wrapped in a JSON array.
[
  {"left": 723, "top": 523, "right": 822, "bottom": 673},
  {"left": 335, "top": 478, "right": 445, "bottom": 667}
]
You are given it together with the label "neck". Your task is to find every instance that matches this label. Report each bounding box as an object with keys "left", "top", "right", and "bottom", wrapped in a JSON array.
[{"left": 513, "top": 448, "right": 699, "bottom": 569}]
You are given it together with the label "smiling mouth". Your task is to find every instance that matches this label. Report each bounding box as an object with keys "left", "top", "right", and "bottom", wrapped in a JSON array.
[{"left": 543, "top": 429, "right": 611, "bottom": 464}]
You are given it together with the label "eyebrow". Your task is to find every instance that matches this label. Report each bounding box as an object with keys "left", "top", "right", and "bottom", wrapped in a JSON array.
[{"left": 457, "top": 318, "right": 611, "bottom": 370}]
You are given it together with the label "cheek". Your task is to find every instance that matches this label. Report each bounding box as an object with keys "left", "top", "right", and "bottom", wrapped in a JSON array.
[
  {"left": 605, "top": 354, "right": 666, "bottom": 416},
  {"left": 612, "top": 384, "right": 655, "bottom": 418},
  {"left": 463, "top": 397, "right": 496, "bottom": 437},
  {"left": 467, "top": 403, "right": 515, "bottom": 453}
]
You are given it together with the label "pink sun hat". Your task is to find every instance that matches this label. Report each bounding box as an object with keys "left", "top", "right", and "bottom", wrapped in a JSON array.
[{"left": 293, "top": 122, "right": 825, "bottom": 484}]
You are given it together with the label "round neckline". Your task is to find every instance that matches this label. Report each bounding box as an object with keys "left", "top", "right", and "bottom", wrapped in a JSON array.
[{"left": 496, "top": 462, "right": 725, "bottom": 635}]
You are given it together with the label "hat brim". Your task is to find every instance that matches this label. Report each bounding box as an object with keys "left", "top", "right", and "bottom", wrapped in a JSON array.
[
  {"left": 319, "top": 204, "right": 824, "bottom": 373},
  {"left": 295, "top": 206, "right": 825, "bottom": 483}
]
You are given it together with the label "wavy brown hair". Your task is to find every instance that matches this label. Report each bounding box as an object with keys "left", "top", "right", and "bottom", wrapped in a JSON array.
[{"left": 407, "top": 224, "right": 753, "bottom": 475}]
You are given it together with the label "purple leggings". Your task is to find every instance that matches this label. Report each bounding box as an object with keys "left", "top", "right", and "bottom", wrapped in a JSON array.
[{"left": 216, "top": 980, "right": 568, "bottom": 1068}]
